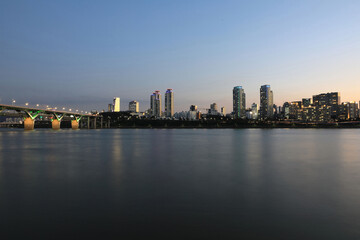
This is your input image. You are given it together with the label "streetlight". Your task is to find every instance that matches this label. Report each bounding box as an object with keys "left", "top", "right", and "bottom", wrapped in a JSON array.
[
  {"left": 62, "top": 107, "right": 65, "bottom": 110},
  {"left": 69, "top": 109, "right": 72, "bottom": 111},
  {"left": 25, "top": 102, "right": 29, "bottom": 106},
  {"left": 36, "top": 104, "right": 39, "bottom": 107},
  {"left": 12, "top": 99, "right": 16, "bottom": 106}
]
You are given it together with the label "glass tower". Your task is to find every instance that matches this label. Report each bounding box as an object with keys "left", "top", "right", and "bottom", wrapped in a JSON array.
[
  {"left": 260, "top": 85, "right": 273, "bottom": 119},
  {"left": 233, "top": 86, "right": 246, "bottom": 118},
  {"left": 165, "top": 89, "right": 174, "bottom": 118}
]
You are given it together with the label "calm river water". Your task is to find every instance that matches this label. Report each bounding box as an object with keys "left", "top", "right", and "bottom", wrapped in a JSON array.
[{"left": 0, "top": 129, "right": 360, "bottom": 239}]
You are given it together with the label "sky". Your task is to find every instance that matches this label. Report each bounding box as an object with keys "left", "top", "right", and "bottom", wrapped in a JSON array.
[{"left": 1, "top": 0, "right": 360, "bottom": 113}]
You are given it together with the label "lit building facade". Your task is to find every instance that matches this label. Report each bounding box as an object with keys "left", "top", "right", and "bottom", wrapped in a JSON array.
[
  {"left": 108, "top": 104, "right": 114, "bottom": 112},
  {"left": 150, "top": 91, "right": 161, "bottom": 117},
  {"left": 302, "top": 98, "right": 311, "bottom": 107},
  {"left": 312, "top": 92, "right": 340, "bottom": 120},
  {"left": 129, "top": 101, "right": 139, "bottom": 113},
  {"left": 260, "top": 85, "right": 273, "bottom": 119},
  {"left": 113, "top": 97, "right": 120, "bottom": 112},
  {"left": 341, "top": 102, "right": 359, "bottom": 120},
  {"left": 165, "top": 89, "right": 174, "bottom": 118},
  {"left": 283, "top": 102, "right": 290, "bottom": 119},
  {"left": 233, "top": 86, "right": 246, "bottom": 118},
  {"left": 209, "top": 103, "right": 218, "bottom": 115},
  {"left": 251, "top": 103, "right": 258, "bottom": 119}
]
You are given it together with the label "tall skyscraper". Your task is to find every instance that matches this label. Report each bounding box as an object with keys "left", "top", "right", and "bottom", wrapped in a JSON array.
[
  {"left": 150, "top": 91, "right": 161, "bottom": 117},
  {"left": 233, "top": 86, "right": 246, "bottom": 118},
  {"left": 260, "top": 85, "right": 273, "bottom": 119},
  {"left": 129, "top": 101, "right": 139, "bottom": 113},
  {"left": 113, "top": 97, "right": 120, "bottom": 112},
  {"left": 165, "top": 89, "right": 174, "bottom": 118}
]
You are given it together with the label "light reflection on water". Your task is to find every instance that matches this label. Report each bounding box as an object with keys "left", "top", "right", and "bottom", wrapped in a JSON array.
[{"left": 0, "top": 128, "right": 360, "bottom": 239}]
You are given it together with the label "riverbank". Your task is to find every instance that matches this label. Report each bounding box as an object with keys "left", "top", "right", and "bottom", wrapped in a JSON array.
[{"left": 2, "top": 120, "right": 360, "bottom": 129}]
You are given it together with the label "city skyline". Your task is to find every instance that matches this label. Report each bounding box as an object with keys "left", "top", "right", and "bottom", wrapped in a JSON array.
[
  {"left": 4, "top": 84, "right": 360, "bottom": 115},
  {"left": 1, "top": 1, "right": 360, "bottom": 112}
]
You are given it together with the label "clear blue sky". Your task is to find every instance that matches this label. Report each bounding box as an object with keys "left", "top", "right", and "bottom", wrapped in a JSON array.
[{"left": 1, "top": 0, "right": 360, "bottom": 112}]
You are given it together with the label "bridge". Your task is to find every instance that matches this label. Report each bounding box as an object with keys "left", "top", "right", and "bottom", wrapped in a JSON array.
[{"left": 0, "top": 104, "right": 103, "bottom": 130}]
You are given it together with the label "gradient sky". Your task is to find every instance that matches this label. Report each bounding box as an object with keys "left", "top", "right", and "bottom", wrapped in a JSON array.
[{"left": 1, "top": 0, "right": 360, "bottom": 112}]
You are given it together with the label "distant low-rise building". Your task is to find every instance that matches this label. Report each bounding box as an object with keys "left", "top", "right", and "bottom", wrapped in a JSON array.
[{"left": 221, "top": 107, "right": 226, "bottom": 116}]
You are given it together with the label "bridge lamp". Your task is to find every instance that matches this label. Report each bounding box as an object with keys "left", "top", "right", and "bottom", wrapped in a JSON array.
[
  {"left": 25, "top": 103, "right": 29, "bottom": 106},
  {"left": 12, "top": 99, "right": 16, "bottom": 105},
  {"left": 54, "top": 107, "right": 57, "bottom": 110},
  {"left": 36, "top": 104, "right": 39, "bottom": 107},
  {"left": 76, "top": 110, "right": 78, "bottom": 112},
  {"left": 62, "top": 107, "right": 65, "bottom": 110},
  {"left": 69, "top": 109, "right": 72, "bottom": 111}
]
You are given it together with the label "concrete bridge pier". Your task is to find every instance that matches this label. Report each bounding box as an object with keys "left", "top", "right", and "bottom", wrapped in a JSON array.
[
  {"left": 52, "top": 119, "right": 61, "bottom": 130},
  {"left": 24, "top": 117, "right": 35, "bottom": 130},
  {"left": 52, "top": 113, "right": 64, "bottom": 130},
  {"left": 71, "top": 120, "right": 79, "bottom": 130},
  {"left": 72, "top": 116, "right": 82, "bottom": 130},
  {"left": 24, "top": 110, "right": 40, "bottom": 130}
]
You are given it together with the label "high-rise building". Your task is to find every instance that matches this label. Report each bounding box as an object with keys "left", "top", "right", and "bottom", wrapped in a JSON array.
[
  {"left": 165, "top": 89, "right": 174, "bottom": 118},
  {"left": 209, "top": 103, "right": 218, "bottom": 115},
  {"left": 313, "top": 92, "right": 340, "bottom": 120},
  {"left": 289, "top": 101, "right": 302, "bottom": 120},
  {"left": 260, "top": 85, "right": 273, "bottom": 119},
  {"left": 283, "top": 102, "right": 290, "bottom": 119},
  {"left": 344, "top": 101, "right": 359, "bottom": 120},
  {"left": 221, "top": 107, "right": 226, "bottom": 116},
  {"left": 251, "top": 103, "right": 258, "bottom": 119},
  {"left": 233, "top": 86, "right": 246, "bottom": 118},
  {"left": 108, "top": 104, "right": 114, "bottom": 112},
  {"left": 150, "top": 91, "right": 161, "bottom": 117},
  {"left": 113, "top": 97, "right": 120, "bottom": 112},
  {"left": 129, "top": 101, "right": 139, "bottom": 113}
]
